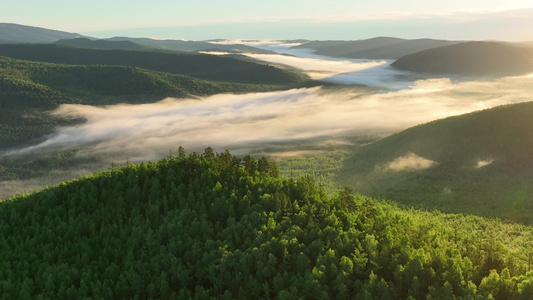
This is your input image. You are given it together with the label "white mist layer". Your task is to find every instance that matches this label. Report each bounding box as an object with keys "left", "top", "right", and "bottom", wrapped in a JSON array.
[
  {"left": 5, "top": 74, "right": 533, "bottom": 163},
  {"left": 242, "top": 52, "right": 413, "bottom": 87},
  {"left": 208, "top": 39, "right": 304, "bottom": 53},
  {"left": 209, "top": 40, "right": 414, "bottom": 87},
  {"left": 244, "top": 53, "right": 388, "bottom": 80},
  {"left": 379, "top": 152, "right": 438, "bottom": 172},
  {"left": 476, "top": 159, "right": 494, "bottom": 168}
]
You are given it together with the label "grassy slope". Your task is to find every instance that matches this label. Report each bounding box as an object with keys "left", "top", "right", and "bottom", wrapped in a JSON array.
[
  {"left": 1, "top": 152, "right": 533, "bottom": 298},
  {"left": 338, "top": 102, "right": 533, "bottom": 223}
]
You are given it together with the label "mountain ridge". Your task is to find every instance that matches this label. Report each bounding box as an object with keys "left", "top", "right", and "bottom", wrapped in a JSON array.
[
  {"left": 105, "top": 36, "right": 274, "bottom": 54},
  {"left": 292, "top": 37, "right": 460, "bottom": 59},
  {"left": 0, "top": 23, "right": 87, "bottom": 43},
  {"left": 0, "top": 43, "right": 308, "bottom": 85},
  {"left": 54, "top": 37, "right": 149, "bottom": 51}
]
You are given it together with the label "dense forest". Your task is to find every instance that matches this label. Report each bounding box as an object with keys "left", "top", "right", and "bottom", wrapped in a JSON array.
[
  {"left": 338, "top": 101, "right": 533, "bottom": 224},
  {"left": 2, "top": 149, "right": 533, "bottom": 299}
]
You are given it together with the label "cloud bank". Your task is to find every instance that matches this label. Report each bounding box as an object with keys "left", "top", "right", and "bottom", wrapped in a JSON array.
[
  {"left": 379, "top": 152, "right": 438, "bottom": 172},
  {"left": 244, "top": 53, "right": 389, "bottom": 81},
  {"left": 5, "top": 73, "right": 533, "bottom": 164}
]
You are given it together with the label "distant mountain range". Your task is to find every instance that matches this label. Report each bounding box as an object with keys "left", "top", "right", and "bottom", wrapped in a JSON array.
[
  {"left": 0, "top": 23, "right": 86, "bottom": 43},
  {"left": 291, "top": 37, "right": 460, "bottom": 59},
  {"left": 104, "top": 37, "right": 273, "bottom": 54},
  {"left": 0, "top": 43, "right": 305, "bottom": 85},
  {"left": 0, "top": 23, "right": 273, "bottom": 54},
  {"left": 293, "top": 37, "right": 533, "bottom": 77},
  {"left": 3, "top": 23, "right": 533, "bottom": 77},
  {"left": 54, "top": 38, "right": 149, "bottom": 51}
]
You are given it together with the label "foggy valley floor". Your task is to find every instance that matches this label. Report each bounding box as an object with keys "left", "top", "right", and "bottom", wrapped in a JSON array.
[{"left": 2, "top": 40, "right": 533, "bottom": 213}]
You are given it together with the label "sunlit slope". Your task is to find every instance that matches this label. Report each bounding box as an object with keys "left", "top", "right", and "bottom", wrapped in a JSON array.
[
  {"left": 339, "top": 102, "right": 533, "bottom": 223},
  {"left": 392, "top": 41, "right": 533, "bottom": 76},
  {"left": 0, "top": 56, "right": 304, "bottom": 148},
  {"left": 292, "top": 37, "right": 458, "bottom": 59},
  {"left": 2, "top": 151, "right": 533, "bottom": 298},
  {"left": 0, "top": 44, "right": 308, "bottom": 85}
]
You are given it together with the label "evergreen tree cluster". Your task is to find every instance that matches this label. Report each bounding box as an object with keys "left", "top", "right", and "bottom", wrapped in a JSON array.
[{"left": 1, "top": 149, "right": 533, "bottom": 299}]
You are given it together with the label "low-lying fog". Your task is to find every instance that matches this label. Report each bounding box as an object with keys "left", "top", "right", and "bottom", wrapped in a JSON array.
[{"left": 2, "top": 41, "right": 533, "bottom": 198}]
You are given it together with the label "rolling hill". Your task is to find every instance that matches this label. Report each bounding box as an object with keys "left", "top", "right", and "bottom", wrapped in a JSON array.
[
  {"left": 1, "top": 150, "right": 533, "bottom": 298},
  {"left": 105, "top": 37, "right": 274, "bottom": 54},
  {"left": 0, "top": 43, "right": 307, "bottom": 85},
  {"left": 0, "top": 23, "right": 86, "bottom": 44},
  {"left": 391, "top": 41, "right": 533, "bottom": 76},
  {"left": 338, "top": 101, "right": 533, "bottom": 223},
  {"left": 0, "top": 55, "right": 308, "bottom": 150},
  {"left": 292, "top": 37, "right": 459, "bottom": 59},
  {"left": 54, "top": 38, "right": 149, "bottom": 51}
]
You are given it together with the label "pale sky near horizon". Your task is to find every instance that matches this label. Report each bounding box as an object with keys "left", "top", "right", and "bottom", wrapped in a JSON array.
[{"left": 2, "top": 0, "right": 532, "bottom": 41}]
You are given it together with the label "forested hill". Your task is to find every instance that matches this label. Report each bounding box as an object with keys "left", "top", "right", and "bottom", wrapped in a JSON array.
[
  {"left": 2, "top": 149, "right": 533, "bottom": 298},
  {"left": 0, "top": 55, "right": 307, "bottom": 149},
  {"left": 391, "top": 41, "right": 533, "bottom": 76},
  {"left": 0, "top": 43, "right": 307, "bottom": 85},
  {"left": 339, "top": 101, "right": 533, "bottom": 223},
  {"left": 54, "top": 38, "right": 150, "bottom": 51},
  {"left": 292, "top": 37, "right": 459, "bottom": 59},
  {"left": 104, "top": 37, "right": 275, "bottom": 54},
  {"left": 54, "top": 37, "right": 275, "bottom": 54}
]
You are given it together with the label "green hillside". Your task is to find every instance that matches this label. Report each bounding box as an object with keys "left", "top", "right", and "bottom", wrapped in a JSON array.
[
  {"left": 0, "top": 55, "right": 307, "bottom": 149},
  {"left": 391, "top": 41, "right": 533, "bottom": 76},
  {"left": 0, "top": 44, "right": 305, "bottom": 85},
  {"left": 2, "top": 150, "right": 533, "bottom": 299},
  {"left": 338, "top": 102, "right": 533, "bottom": 223}
]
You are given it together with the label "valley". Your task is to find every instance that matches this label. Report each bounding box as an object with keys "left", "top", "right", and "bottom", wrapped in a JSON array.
[{"left": 1, "top": 21, "right": 533, "bottom": 299}]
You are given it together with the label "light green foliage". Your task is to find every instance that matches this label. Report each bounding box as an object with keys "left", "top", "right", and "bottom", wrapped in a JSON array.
[
  {"left": 1, "top": 150, "right": 533, "bottom": 298},
  {"left": 276, "top": 150, "right": 349, "bottom": 191}
]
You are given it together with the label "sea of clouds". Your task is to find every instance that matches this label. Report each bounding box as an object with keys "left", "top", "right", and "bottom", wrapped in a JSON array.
[{"left": 2, "top": 41, "right": 533, "bottom": 197}]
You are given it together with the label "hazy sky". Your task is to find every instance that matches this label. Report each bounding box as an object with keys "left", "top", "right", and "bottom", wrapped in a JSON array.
[{"left": 2, "top": 0, "right": 532, "bottom": 41}]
